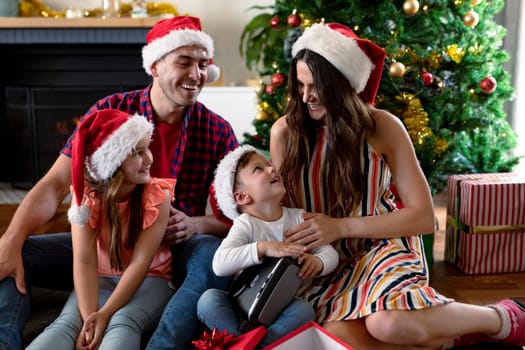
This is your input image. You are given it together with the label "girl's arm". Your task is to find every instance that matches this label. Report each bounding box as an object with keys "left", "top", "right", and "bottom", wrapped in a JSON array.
[
  {"left": 97, "top": 192, "right": 171, "bottom": 319},
  {"left": 72, "top": 216, "right": 99, "bottom": 321}
]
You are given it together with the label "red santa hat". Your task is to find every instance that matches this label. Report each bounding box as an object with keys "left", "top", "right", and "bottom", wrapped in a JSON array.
[
  {"left": 292, "top": 22, "right": 386, "bottom": 104},
  {"left": 214, "top": 145, "right": 266, "bottom": 221},
  {"left": 68, "top": 109, "right": 153, "bottom": 225},
  {"left": 142, "top": 15, "right": 220, "bottom": 83}
]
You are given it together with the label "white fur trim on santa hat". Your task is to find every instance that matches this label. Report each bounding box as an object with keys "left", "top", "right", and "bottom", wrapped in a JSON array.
[
  {"left": 214, "top": 145, "right": 263, "bottom": 221},
  {"left": 292, "top": 23, "right": 374, "bottom": 94},
  {"left": 86, "top": 114, "right": 153, "bottom": 181},
  {"left": 206, "top": 64, "right": 220, "bottom": 83},
  {"left": 67, "top": 205, "right": 90, "bottom": 226},
  {"left": 142, "top": 28, "right": 219, "bottom": 82}
]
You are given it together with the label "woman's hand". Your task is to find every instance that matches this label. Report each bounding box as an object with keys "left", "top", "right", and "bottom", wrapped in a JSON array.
[{"left": 284, "top": 212, "right": 344, "bottom": 250}]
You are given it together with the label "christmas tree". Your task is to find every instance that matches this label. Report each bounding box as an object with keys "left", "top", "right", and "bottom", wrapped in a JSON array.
[{"left": 240, "top": 0, "right": 519, "bottom": 195}]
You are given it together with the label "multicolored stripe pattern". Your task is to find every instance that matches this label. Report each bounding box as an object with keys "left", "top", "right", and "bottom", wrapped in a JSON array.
[{"left": 291, "top": 128, "right": 450, "bottom": 323}]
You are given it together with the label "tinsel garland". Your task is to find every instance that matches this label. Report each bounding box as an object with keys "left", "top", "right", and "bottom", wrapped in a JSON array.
[
  {"left": 18, "top": 0, "right": 178, "bottom": 18},
  {"left": 396, "top": 92, "right": 447, "bottom": 155}
]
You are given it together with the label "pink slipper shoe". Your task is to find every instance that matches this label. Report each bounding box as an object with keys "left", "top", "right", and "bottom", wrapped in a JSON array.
[{"left": 489, "top": 299, "right": 525, "bottom": 345}]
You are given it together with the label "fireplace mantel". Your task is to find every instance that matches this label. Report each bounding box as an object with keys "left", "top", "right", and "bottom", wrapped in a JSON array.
[
  {"left": 0, "top": 17, "right": 160, "bottom": 44},
  {"left": 0, "top": 17, "right": 159, "bottom": 28}
]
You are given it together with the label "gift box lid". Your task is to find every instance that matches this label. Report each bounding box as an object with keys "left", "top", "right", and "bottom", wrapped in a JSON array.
[
  {"left": 262, "top": 321, "right": 353, "bottom": 350},
  {"left": 447, "top": 172, "right": 518, "bottom": 216},
  {"left": 459, "top": 178, "right": 525, "bottom": 228}
]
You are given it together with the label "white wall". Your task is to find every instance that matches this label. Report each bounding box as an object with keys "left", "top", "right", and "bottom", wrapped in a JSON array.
[
  {"left": 512, "top": 1, "right": 525, "bottom": 175},
  {"left": 199, "top": 87, "right": 257, "bottom": 142},
  {"left": 45, "top": 0, "right": 274, "bottom": 86}
]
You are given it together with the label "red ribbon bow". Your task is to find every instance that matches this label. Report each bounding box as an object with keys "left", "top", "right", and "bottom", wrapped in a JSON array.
[{"left": 192, "top": 328, "right": 236, "bottom": 350}]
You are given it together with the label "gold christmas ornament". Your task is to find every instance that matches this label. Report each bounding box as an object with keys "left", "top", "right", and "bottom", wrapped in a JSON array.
[
  {"left": 255, "top": 110, "right": 269, "bottom": 121},
  {"left": 431, "top": 76, "right": 444, "bottom": 91},
  {"left": 255, "top": 80, "right": 266, "bottom": 95},
  {"left": 463, "top": 9, "right": 479, "bottom": 28},
  {"left": 389, "top": 62, "right": 407, "bottom": 78},
  {"left": 471, "top": 0, "right": 482, "bottom": 6},
  {"left": 403, "top": 0, "right": 420, "bottom": 15}
]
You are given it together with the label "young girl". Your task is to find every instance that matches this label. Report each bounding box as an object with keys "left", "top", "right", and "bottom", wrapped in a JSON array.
[
  {"left": 198, "top": 145, "right": 338, "bottom": 348},
  {"left": 27, "top": 109, "right": 176, "bottom": 350},
  {"left": 270, "top": 22, "right": 525, "bottom": 349}
]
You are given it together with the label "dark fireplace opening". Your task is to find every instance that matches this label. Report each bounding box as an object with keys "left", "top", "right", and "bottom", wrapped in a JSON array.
[{"left": 1, "top": 43, "right": 151, "bottom": 188}]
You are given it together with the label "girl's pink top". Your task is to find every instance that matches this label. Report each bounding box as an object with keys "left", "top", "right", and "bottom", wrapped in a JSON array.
[{"left": 85, "top": 178, "right": 176, "bottom": 280}]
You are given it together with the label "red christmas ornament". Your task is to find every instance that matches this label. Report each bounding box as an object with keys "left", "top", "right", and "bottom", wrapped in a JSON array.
[
  {"left": 265, "top": 85, "right": 274, "bottom": 95},
  {"left": 271, "top": 72, "right": 286, "bottom": 87},
  {"left": 287, "top": 11, "right": 301, "bottom": 28},
  {"left": 420, "top": 71, "right": 434, "bottom": 85},
  {"left": 270, "top": 16, "right": 279, "bottom": 29},
  {"left": 480, "top": 76, "right": 497, "bottom": 94}
]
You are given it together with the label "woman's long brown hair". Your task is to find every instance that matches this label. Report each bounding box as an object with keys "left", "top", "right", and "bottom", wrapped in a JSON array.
[
  {"left": 87, "top": 171, "right": 145, "bottom": 271},
  {"left": 280, "top": 49, "right": 375, "bottom": 217}
]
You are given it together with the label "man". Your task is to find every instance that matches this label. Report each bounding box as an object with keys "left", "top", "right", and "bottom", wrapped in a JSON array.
[{"left": 0, "top": 16, "right": 238, "bottom": 350}]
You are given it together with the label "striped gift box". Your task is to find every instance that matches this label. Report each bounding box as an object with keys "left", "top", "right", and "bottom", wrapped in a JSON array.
[
  {"left": 455, "top": 177, "right": 525, "bottom": 274},
  {"left": 445, "top": 173, "right": 517, "bottom": 264}
]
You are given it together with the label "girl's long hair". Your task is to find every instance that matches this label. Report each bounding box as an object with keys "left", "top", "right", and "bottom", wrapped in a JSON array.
[
  {"left": 280, "top": 49, "right": 375, "bottom": 217},
  {"left": 87, "top": 170, "right": 145, "bottom": 271}
]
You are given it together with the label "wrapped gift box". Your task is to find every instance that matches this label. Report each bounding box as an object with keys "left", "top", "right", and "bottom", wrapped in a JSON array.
[
  {"left": 445, "top": 173, "right": 525, "bottom": 274},
  {"left": 228, "top": 326, "right": 267, "bottom": 350},
  {"left": 192, "top": 326, "right": 266, "bottom": 350},
  {"left": 262, "top": 321, "right": 353, "bottom": 350}
]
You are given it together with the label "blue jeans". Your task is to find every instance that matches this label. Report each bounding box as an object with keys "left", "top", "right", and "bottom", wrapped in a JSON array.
[
  {"left": 0, "top": 233, "right": 228, "bottom": 350},
  {"left": 0, "top": 232, "right": 73, "bottom": 350},
  {"left": 26, "top": 276, "right": 173, "bottom": 350},
  {"left": 145, "top": 234, "right": 231, "bottom": 350},
  {"left": 197, "top": 289, "right": 315, "bottom": 349}
]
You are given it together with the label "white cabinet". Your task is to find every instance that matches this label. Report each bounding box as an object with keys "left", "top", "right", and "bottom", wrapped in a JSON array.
[{"left": 199, "top": 86, "right": 257, "bottom": 142}]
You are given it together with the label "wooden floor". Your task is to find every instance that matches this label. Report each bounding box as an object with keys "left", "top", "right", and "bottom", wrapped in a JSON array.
[{"left": 1, "top": 198, "right": 525, "bottom": 348}]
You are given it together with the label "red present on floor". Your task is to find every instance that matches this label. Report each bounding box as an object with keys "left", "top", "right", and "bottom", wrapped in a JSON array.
[
  {"left": 192, "top": 326, "right": 266, "bottom": 350},
  {"left": 445, "top": 173, "right": 525, "bottom": 274},
  {"left": 227, "top": 326, "right": 267, "bottom": 350},
  {"left": 262, "top": 321, "right": 354, "bottom": 349}
]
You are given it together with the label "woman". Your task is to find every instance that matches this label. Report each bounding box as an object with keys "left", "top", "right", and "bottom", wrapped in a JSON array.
[{"left": 270, "top": 22, "right": 524, "bottom": 349}]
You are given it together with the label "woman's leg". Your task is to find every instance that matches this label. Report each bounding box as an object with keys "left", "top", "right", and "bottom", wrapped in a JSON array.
[
  {"left": 25, "top": 292, "right": 82, "bottom": 350},
  {"left": 98, "top": 276, "right": 173, "bottom": 350},
  {"left": 364, "top": 299, "right": 525, "bottom": 348},
  {"left": 324, "top": 319, "right": 433, "bottom": 350},
  {"left": 197, "top": 288, "right": 243, "bottom": 336}
]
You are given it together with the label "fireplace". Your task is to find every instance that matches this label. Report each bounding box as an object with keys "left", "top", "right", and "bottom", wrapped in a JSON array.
[{"left": 0, "top": 18, "right": 155, "bottom": 187}]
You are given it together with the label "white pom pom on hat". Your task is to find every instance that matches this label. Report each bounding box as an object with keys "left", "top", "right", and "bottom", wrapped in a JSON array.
[
  {"left": 142, "top": 15, "right": 220, "bottom": 83},
  {"left": 292, "top": 22, "right": 386, "bottom": 104},
  {"left": 214, "top": 145, "right": 267, "bottom": 221}
]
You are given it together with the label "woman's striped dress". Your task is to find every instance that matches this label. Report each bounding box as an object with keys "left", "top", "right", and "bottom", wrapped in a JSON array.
[{"left": 291, "top": 128, "right": 451, "bottom": 324}]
